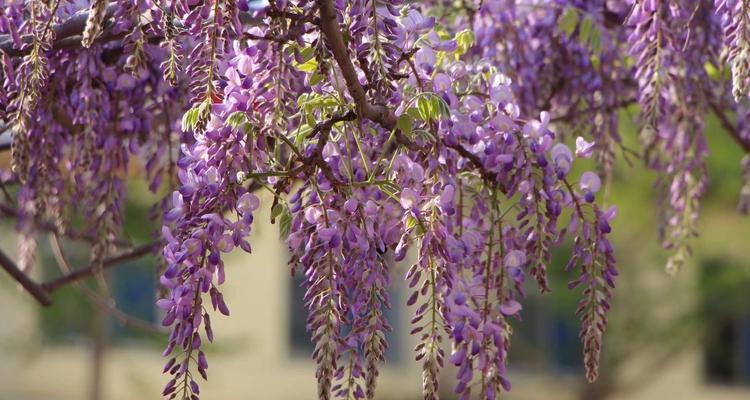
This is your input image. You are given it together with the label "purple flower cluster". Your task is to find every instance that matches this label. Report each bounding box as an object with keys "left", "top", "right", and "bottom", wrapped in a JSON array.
[
  {"left": 716, "top": 0, "right": 750, "bottom": 100},
  {"left": 628, "top": 0, "right": 715, "bottom": 273},
  {"left": 158, "top": 33, "right": 271, "bottom": 394},
  {"left": 471, "top": 0, "right": 633, "bottom": 176},
  {"left": 563, "top": 180, "right": 617, "bottom": 382},
  {"left": 1, "top": 0, "right": 186, "bottom": 283}
]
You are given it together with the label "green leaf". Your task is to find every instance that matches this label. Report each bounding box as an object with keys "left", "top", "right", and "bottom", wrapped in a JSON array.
[
  {"left": 429, "top": 96, "right": 441, "bottom": 118},
  {"left": 397, "top": 114, "right": 414, "bottom": 136},
  {"left": 299, "top": 93, "right": 340, "bottom": 110},
  {"left": 558, "top": 8, "right": 579, "bottom": 38},
  {"left": 430, "top": 95, "right": 450, "bottom": 120},
  {"left": 297, "top": 93, "right": 311, "bottom": 108},
  {"left": 417, "top": 96, "right": 432, "bottom": 121},
  {"left": 279, "top": 207, "right": 292, "bottom": 239},
  {"left": 271, "top": 203, "right": 284, "bottom": 220},
  {"left": 226, "top": 111, "right": 247, "bottom": 130},
  {"left": 440, "top": 100, "right": 451, "bottom": 117},
  {"left": 310, "top": 70, "right": 323, "bottom": 86},
  {"left": 579, "top": 16, "right": 593, "bottom": 47},
  {"left": 295, "top": 58, "right": 318, "bottom": 73},
  {"left": 181, "top": 107, "right": 199, "bottom": 132},
  {"left": 298, "top": 46, "right": 315, "bottom": 62},
  {"left": 306, "top": 112, "right": 316, "bottom": 129},
  {"left": 405, "top": 107, "right": 422, "bottom": 121},
  {"left": 590, "top": 54, "right": 601, "bottom": 70},
  {"left": 406, "top": 215, "right": 419, "bottom": 231},
  {"left": 705, "top": 62, "right": 721, "bottom": 80},
  {"left": 294, "top": 123, "right": 313, "bottom": 147},
  {"left": 455, "top": 29, "right": 475, "bottom": 56},
  {"left": 588, "top": 23, "right": 602, "bottom": 54}
]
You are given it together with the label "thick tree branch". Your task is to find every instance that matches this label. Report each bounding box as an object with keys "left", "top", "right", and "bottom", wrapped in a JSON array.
[
  {"left": 709, "top": 100, "right": 750, "bottom": 153},
  {"left": 0, "top": 247, "right": 52, "bottom": 306},
  {"left": 41, "top": 242, "right": 160, "bottom": 292},
  {"left": 0, "top": 5, "right": 118, "bottom": 57},
  {"left": 0, "top": 6, "right": 264, "bottom": 58},
  {"left": 316, "top": 0, "right": 396, "bottom": 130}
]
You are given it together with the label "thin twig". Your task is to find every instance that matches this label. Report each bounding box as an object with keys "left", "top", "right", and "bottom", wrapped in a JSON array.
[
  {"left": 0, "top": 5, "right": 117, "bottom": 57},
  {"left": 41, "top": 241, "right": 160, "bottom": 292},
  {"left": 48, "top": 234, "right": 165, "bottom": 334}
]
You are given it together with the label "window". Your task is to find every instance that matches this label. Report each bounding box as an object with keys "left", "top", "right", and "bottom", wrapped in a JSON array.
[
  {"left": 507, "top": 247, "right": 582, "bottom": 373},
  {"left": 109, "top": 258, "right": 158, "bottom": 339},
  {"left": 508, "top": 294, "right": 582, "bottom": 373},
  {"left": 39, "top": 239, "right": 158, "bottom": 342}
]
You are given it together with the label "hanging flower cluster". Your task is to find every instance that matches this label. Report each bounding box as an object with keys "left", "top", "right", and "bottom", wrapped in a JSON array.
[{"left": 0, "top": 0, "right": 749, "bottom": 399}]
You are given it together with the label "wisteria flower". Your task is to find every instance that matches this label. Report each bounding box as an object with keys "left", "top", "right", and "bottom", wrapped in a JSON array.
[{"left": 551, "top": 143, "right": 573, "bottom": 177}]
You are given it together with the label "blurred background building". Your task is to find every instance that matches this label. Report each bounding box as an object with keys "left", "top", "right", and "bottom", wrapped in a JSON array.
[{"left": 1, "top": 115, "right": 750, "bottom": 400}]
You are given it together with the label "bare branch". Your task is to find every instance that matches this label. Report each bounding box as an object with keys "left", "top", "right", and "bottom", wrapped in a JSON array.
[
  {"left": 48, "top": 235, "right": 166, "bottom": 334},
  {"left": 708, "top": 99, "right": 750, "bottom": 153},
  {"left": 41, "top": 241, "right": 160, "bottom": 292},
  {"left": 0, "top": 247, "right": 52, "bottom": 306},
  {"left": 0, "top": 5, "right": 118, "bottom": 57},
  {"left": 445, "top": 142, "right": 494, "bottom": 182}
]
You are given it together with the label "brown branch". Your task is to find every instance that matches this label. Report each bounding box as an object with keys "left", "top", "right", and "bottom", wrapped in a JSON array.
[
  {"left": 244, "top": 32, "right": 291, "bottom": 43},
  {"left": 562, "top": 177, "right": 586, "bottom": 221},
  {"left": 0, "top": 6, "right": 264, "bottom": 58},
  {"left": 48, "top": 234, "right": 166, "bottom": 334},
  {"left": 310, "top": 110, "right": 357, "bottom": 185},
  {"left": 445, "top": 141, "right": 494, "bottom": 181},
  {"left": 243, "top": 20, "right": 313, "bottom": 44},
  {"left": 550, "top": 98, "right": 638, "bottom": 124},
  {"left": 316, "top": 0, "right": 396, "bottom": 130},
  {"left": 41, "top": 241, "right": 160, "bottom": 292},
  {"left": 310, "top": 110, "right": 357, "bottom": 140},
  {"left": 0, "top": 5, "right": 118, "bottom": 57},
  {"left": 0, "top": 247, "right": 52, "bottom": 306},
  {"left": 708, "top": 99, "right": 750, "bottom": 153},
  {"left": 315, "top": 0, "right": 495, "bottom": 184},
  {"left": 265, "top": 110, "right": 355, "bottom": 217}
]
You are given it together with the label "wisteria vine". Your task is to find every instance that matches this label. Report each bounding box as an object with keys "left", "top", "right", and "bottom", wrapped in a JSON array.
[{"left": 1, "top": 0, "right": 750, "bottom": 399}]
